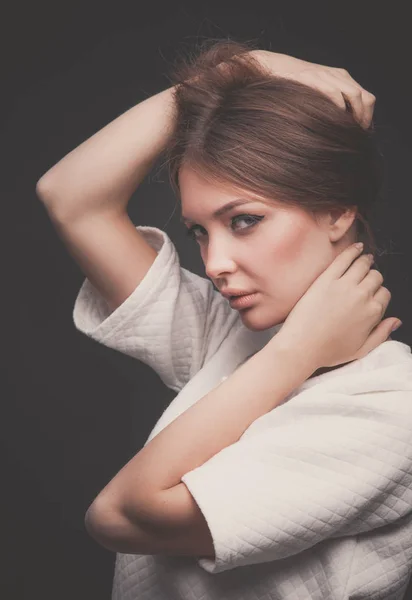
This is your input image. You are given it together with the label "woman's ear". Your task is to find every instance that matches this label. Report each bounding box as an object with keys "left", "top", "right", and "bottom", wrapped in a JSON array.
[{"left": 327, "top": 207, "right": 358, "bottom": 243}]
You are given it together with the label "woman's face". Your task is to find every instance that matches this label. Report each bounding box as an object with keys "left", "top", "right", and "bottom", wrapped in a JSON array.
[{"left": 179, "top": 165, "right": 357, "bottom": 331}]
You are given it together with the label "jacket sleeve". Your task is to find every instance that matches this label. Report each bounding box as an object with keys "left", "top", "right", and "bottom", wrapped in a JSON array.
[
  {"left": 72, "top": 225, "right": 240, "bottom": 393},
  {"left": 181, "top": 385, "right": 412, "bottom": 573}
]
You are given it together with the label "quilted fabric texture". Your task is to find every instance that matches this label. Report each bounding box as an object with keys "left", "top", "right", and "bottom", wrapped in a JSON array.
[{"left": 73, "top": 225, "right": 412, "bottom": 600}]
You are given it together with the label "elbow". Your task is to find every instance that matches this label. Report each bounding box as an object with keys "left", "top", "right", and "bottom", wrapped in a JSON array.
[
  {"left": 36, "top": 175, "right": 63, "bottom": 218},
  {"left": 84, "top": 504, "right": 99, "bottom": 537},
  {"left": 35, "top": 175, "right": 71, "bottom": 223},
  {"left": 84, "top": 502, "right": 107, "bottom": 545},
  {"left": 84, "top": 498, "right": 120, "bottom": 548},
  {"left": 36, "top": 174, "right": 55, "bottom": 203},
  {"left": 84, "top": 499, "right": 144, "bottom": 554}
]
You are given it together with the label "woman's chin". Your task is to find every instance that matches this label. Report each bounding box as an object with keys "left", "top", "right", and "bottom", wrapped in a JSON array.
[{"left": 238, "top": 306, "right": 283, "bottom": 332}]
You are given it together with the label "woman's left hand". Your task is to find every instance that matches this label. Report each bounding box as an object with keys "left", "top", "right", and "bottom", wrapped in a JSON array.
[{"left": 249, "top": 50, "right": 376, "bottom": 130}]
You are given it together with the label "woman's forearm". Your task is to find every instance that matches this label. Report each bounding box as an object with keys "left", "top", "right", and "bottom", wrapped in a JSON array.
[
  {"left": 35, "top": 50, "right": 295, "bottom": 222},
  {"left": 36, "top": 86, "right": 177, "bottom": 221},
  {"left": 97, "top": 337, "right": 317, "bottom": 523}
]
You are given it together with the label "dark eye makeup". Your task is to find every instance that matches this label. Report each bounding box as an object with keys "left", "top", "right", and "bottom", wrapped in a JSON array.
[{"left": 185, "top": 214, "right": 265, "bottom": 241}]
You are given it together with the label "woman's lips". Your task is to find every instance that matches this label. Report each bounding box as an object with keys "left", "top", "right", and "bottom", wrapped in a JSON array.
[{"left": 229, "top": 292, "right": 259, "bottom": 309}]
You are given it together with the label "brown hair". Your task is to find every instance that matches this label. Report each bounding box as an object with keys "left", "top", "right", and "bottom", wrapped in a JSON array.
[{"left": 162, "top": 38, "right": 384, "bottom": 258}]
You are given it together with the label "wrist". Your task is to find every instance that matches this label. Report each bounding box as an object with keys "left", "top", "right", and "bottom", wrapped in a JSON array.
[{"left": 266, "top": 331, "right": 319, "bottom": 380}]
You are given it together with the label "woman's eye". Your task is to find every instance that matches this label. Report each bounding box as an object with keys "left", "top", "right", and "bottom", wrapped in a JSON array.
[{"left": 186, "top": 214, "right": 264, "bottom": 241}]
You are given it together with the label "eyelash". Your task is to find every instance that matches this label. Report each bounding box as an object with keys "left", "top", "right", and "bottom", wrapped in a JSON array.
[{"left": 185, "top": 214, "right": 265, "bottom": 241}]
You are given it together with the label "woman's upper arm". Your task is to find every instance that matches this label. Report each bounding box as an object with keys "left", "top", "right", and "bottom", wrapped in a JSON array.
[
  {"left": 65, "top": 218, "right": 239, "bottom": 391},
  {"left": 44, "top": 207, "right": 158, "bottom": 313}
]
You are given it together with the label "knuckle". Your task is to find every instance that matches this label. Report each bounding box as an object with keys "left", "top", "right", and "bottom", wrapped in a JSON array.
[
  {"left": 371, "top": 269, "right": 384, "bottom": 283},
  {"left": 371, "top": 299, "right": 384, "bottom": 315},
  {"left": 357, "top": 285, "right": 369, "bottom": 299},
  {"left": 351, "top": 87, "right": 362, "bottom": 98}
]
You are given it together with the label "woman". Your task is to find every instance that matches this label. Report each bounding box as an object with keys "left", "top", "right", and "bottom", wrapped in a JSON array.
[{"left": 37, "top": 39, "right": 412, "bottom": 599}]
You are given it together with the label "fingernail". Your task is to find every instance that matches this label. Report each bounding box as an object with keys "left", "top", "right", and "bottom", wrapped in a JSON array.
[
  {"left": 391, "top": 321, "right": 402, "bottom": 332},
  {"left": 355, "top": 242, "right": 364, "bottom": 250}
]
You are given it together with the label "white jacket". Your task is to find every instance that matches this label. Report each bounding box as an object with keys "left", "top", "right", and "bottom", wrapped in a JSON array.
[{"left": 73, "top": 225, "right": 412, "bottom": 600}]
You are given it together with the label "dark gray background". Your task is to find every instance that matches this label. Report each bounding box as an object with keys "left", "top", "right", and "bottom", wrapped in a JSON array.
[{"left": 3, "top": 1, "right": 411, "bottom": 598}]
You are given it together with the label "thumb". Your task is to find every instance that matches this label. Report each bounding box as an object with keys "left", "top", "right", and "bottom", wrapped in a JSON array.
[{"left": 356, "top": 318, "right": 401, "bottom": 359}]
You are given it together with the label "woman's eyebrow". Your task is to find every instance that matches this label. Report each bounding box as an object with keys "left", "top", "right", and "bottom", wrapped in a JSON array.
[{"left": 180, "top": 199, "right": 257, "bottom": 224}]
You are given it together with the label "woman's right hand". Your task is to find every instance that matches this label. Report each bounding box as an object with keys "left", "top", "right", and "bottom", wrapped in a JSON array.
[
  {"left": 272, "top": 243, "right": 400, "bottom": 369},
  {"left": 249, "top": 50, "right": 376, "bottom": 130}
]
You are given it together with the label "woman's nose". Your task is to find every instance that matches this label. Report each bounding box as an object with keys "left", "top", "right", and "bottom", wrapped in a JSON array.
[{"left": 204, "top": 245, "right": 237, "bottom": 281}]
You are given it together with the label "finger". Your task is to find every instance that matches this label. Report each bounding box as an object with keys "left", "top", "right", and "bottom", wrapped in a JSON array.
[
  {"left": 341, "top": 253, "right": 375, "bottom": 284},
  {"left": 372, "top": 286, "right": 392, "bottom": 315},
  {"left": 318, "top": 71, "right": 366, "bottom": 127},
  {"left": 327, "top": 69, "right": 376, "bottom": 128},
  {"left": 293, "top": 70, "right": 347, "bottom": 110},
  {"left": 322, "top": 243, "right": 365, "bottom": 280},
  {"left": 329, "top": 68, "right": 376, "bottom": 105},
  {"left": 361, "top": 268, "right": 384, "bottom": 295},
  {"left": 359, "top": 89, "right": 376, "bottom": 129},
  {"left": 328, "top": 67, "right": 364, "bottom": 88},
  {"left": 355, "top": 317, "right": 399, "bottom": 359}
]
